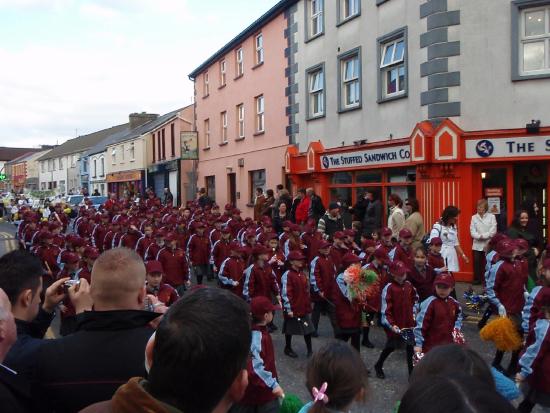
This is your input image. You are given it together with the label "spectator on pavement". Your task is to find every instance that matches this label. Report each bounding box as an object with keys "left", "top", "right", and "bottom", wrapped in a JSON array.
[
  {"left": 362, "top": 190, "right": 382, "bottom": 238},
  {"left": 317, "top": 203, "right": 344, "bottom": 241},
  {"left": 404, "top": 198, "right": 425, "bottom": 249},
  {"left": 198, "top": 187, "right": 213, "bottom": 209},
  {"left": 508, "top": 209, "right": 540, "bottom": 284},
  {"left": 353, "top": 192, "right": 368, "bottom": 223},
  {"left": 273, "top": 188, "right": 292, "bottom": 220},
  {"left": 261, "top": 189, "right": 275, "bottom": 218},
  {"left": 163, "top": 188, "right": 174, "bottom": 207},
  {"left": 470, "top": 199, "right": 497, "bottom": 285},
  {"left": 81, "top": 287, "right": 251, "bottom": 413},
  {"left": 254, "top": 188, "right": 266, "bottom": 222},
  {"left": 307, "top": 188, "right": 325, "bottom": 225},
  {"left": 429, "top": 206, "right": 469, "bottom": 272},
  {"left": 293, "top": 189, "right": 310, "bottom": 225},
  {"left": 387, "top": 194, "right": 406, "bottom": 240},
  {"left": 273, "top": 203, "right": 290, "bottom": 235},
  {"left": 35, "top": 248, "right": 161, "bottom": 413}
]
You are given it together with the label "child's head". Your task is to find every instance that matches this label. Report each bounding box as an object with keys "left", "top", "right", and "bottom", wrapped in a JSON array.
[
  {"left": 434, "top": 273, "right": 454, "bottom": 299},
  {"left": 250, "top": 296, "right": 278, "bottom": 325},
  {"left": 414, "top": 247, "right": 427, "bottom": 268},
  {"left": 252, "top": 245, "right": 269, "bottom": 263},
  {"left": 496, "top": 239, "right": 516, "bottom": 261},
  {"left": 318, "top": 240, "right": 332, "bottom": 256},
  {"left": 287, "top": 251, "right": 306, "bottom": 270},
  {"left": 428, "top": 237, "right": 442, "bottom": 254},
  {"left": 389, "top": 261, "right": 408, "bottom": 284},
  {"left": 399, "top": 228, "right": 413, "bottom": 247},
  {"left": 372, "top": 248, "right": 389, "bottom": 266},
  {"left": 267, "top": 236, "right": 279, "bottom": 250},
  {"left": 371, "top": 230, "right": 379, "bottom": 241},
  {"left": 333, "top": 232, "right": 346, "bottom": 247},
  {"left": 146, "top": 261, "right": 164, "bottom": 289},
  {"left": 306, "top": 341, "right": 368, "bottom": 413},
  {"left": 62, "top": 252, "right": 80, "bottom": 272},
  {"left": 380, "top": 227, "right": 392, "bottom": 245}
]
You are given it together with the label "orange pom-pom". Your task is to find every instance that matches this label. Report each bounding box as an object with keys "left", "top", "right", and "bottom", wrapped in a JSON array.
[{"left": 479, "top": 317, "right": 523, "bottom": 351}]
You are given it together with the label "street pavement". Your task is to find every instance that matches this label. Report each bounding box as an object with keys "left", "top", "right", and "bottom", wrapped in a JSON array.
[{"left": 0, "top": 221, "right": 542, "bottom": 411}]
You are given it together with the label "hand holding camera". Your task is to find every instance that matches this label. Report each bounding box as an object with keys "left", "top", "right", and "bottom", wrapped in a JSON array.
[{"left": 69, "top": 278, "right": 93, "bottom": 314}]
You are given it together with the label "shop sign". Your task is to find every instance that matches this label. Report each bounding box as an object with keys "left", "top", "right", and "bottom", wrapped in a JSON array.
[
  {"left": 484, "top": 187, "right": 503, "bottom": 197},
  {"left": 106, "top": 170, "right": 142, "bottom": 183},
  {"left": 181, "top": 132, "right": 198, "bottom": 160},
  {"left": 488, "top": 197, "right": 501, "bottom": 214},
  {"left": 320, "top": 145, "right": 410, "bottom": 170},
  {"left": 466, "top": 136, "right": 550, "bottom": 159}
]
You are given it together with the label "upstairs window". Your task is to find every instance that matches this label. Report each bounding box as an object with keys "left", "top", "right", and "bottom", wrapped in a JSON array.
[
  {"left": 130, "top": 142, "right": 135, "bottom": 160},
  {"left": 204, "top": 119, "right": 211, "bottom": 148},
  {"left": 236, "top": 48, "right": 244, "bottom": 77},
  {"left": 379, "top": 30, "right": 407, "bottom": 100},
  {"left": 220, "top": 60, "right": 226, "bottom": 86},
  {"left": 237, "top": 104, "right": 245, "bottom": 138},
  {"left": 203, "top": 72, "right": 209, "bottom": 96},
  {"left": 255, "top": 95, "right": 265, "bottom": 133},
  {"left": 307, "top": 65, "right": 325, "bottom": 118},
  {"left": 339, "top": 49, "right": 361, "bottom": 111},
  {"left": 221, "top": 111, "right": 228, "bottom": 143},
  {"left": 521, "top": 6, "right": 550, "bottom": 74},
  {"left": 255, "top": 34, "right": 264, "bottom": 64},
  {"left": 339, "top": 0, "right": 360, "bottom": 22},
  {"left": 310, "top": 0, "right": 324, "bottom": 38}
]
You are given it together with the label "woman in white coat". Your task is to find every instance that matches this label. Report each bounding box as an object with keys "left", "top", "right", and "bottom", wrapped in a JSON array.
[
  {"left": 469, "top": 199, "right": 497, "bottom": 284},
  {"left": 387, "top": 193, "right": 406, "bottom": 240},
  {"left": 429, "top": 206, "right": 469, "bottom": 272}
]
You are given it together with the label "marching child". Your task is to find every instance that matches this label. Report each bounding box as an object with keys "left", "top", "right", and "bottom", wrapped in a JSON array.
[
  {"left": 378, "top": 227, "right": 394, "bottom": 254},
  {"left": 231, "top": 297, "right": 284, "bottom": 413},
  {"left": 298, "top": 341, "right": 369, "bottom": 413},
  {"left": 516, "top": 302, "right": 550, "bottom": 413},
  {"left": 375, "top": 260, "right": 418, "bottom": 379},
  {"left": 243, "top": 245, "right": 281, "bottom": 305},
  {"left": 414, "top": 272, "right": 463, "bottom": 355},
  {"left": 310, "top": 240, "right": 337, "bottom": 337},
  {"left": 522, "top": 258, "right": 550, "bottom": 335},
  {"left": 427, "top": 237, "right": 447, "bottom": 274},
  {"left": 408, "top": 247, "right": 436, "bottom": 303},
  {"left": 218, "top": 242, "right": 246, "bottom": 297},
  {"left": 145, "top": 260, "right": 179, "bottom": 307},
  {"left": 281, "top": 251, "right": 314, "bottom": 358},
  {"left": 389, "top": 228, "right": 414, "bottom": 271}
]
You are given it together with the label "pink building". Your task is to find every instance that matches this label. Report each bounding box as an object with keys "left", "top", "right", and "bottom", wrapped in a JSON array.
[{"left": 189, "top": 0, "right": 296, "bottom": 215}]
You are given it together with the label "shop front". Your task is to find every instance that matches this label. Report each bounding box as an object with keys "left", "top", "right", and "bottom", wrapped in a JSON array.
[
  {"left": 106, "top": 170, "right": 145, "bottom": 199},
  {"left": 286, "top": 119, "right": 550, "bottom": 282},
  {"left": 147, "top": 159, "right": 181, "bottom": 206}
]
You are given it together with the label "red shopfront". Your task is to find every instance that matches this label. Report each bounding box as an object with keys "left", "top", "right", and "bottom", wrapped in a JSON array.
[
  {"left": 106, "top": 170, "right": 145, "bottom": 199},
  {"left": 286, "top": 119, "right": 550, "bottom": 282}
]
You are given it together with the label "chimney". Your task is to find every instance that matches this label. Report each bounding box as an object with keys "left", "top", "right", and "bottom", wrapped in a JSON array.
[{"left": 129, "top": 112, "right": 159, "bottom": 129}]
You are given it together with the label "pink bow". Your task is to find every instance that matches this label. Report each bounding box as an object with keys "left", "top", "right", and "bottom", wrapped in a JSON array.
[{"left": 312, "top": 382, "right": 329, "bottom": 404}]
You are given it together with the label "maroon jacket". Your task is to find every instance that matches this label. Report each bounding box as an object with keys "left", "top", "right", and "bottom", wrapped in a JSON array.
[
  {"left": 330, "top": 246, "right": 349, "bottom": 273},
  {"left": 144, "top": 242, "right": 163, "bottom": 262},
  {"left": 35, "top": 245, "right": 61, "bottom": 280},
  {"left": 332, "top": 273, "right": 361, "bottom": 330},
  {"left": 390, "top": 244, "right": 414, "bottom": 271},
  {"left": 135, "top": 235, "right": 154, "bottom": 259},
  {"left": 52, "top": 234, "right": 65, "bottom": 249},
  {"left": 408, "top": 265, "right": 436, "bottom": 302},
  {"left": 380, "top": 280, "right": 418, "bottom": 338},
  {"left": 76, "top": 221, "right": 92, "bottom": 240},
  {"left": 218, "top": 256, "right": 246, "bottom": 297},
  {"left": 156, "top": 247, "right": 189, "bottom": 287},
  {"left": 520, "top": 318, "right": 550, "bottom": 394},
  {"left": 309, "top": 254, "right": 336, "bottom": 302},
  {"left": 269, "top": 248, "right": 286, "bottom": 285},
  {"left": 243, "top": 263, "right": 280, "bottom": 301},
  {"left": 281, "top": 269, "right": 311, "bottom": 318},
  {"left": 415, "top": 295, "right": 462, "bottom": 353},
  {"left": 76, "top": 266, "right": 92, "bottom": 283},
  {"left": 186, "top": 234, "right": 210, "bottom": 266},
  {"left": 147, "top": 283, "right": 179, "bottom": 306},
  {"left": 209, "top": 228, "right": 221, "bottom": 247},
  {"left": 428, "top": 252, "right": 445, "bottom": 272},
  {"left": 102, "top": 230, "right": 115, "bottom": 251},
  {"left": 119, "top": 231, "right": 142, "bottom": 250},
  {"left": 493, "top": 259, "right": 527, "bottom": 314},
  {"left": 301, "top": 231, "right": 322, "bottom": 263},
  {"left": 239, "top": 325, "right": 279, "bottom": 405},
  {"left": 91, "top": 224, "right": 108, "bottom": 252},
  {"left": 212, "top": 240, "right": 232, "bottom": 269}
]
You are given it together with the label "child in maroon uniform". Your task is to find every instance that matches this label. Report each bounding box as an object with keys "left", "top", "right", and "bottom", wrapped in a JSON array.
[
  {"left": 408, "top": 247, "right": 436, "bottom": 302},
  {"left": 414, "top": 273, "right": 463, "bottom": 354},
  {"left": 375, "top": 260, "right": 418, "bottom": 379},
  {"left": 389, "top": 228, "right": 414, "bottom": 271},
  {"left": 231, "top": 297, "right": 284, "bottom": 413},
  {"left": 310, "top": 240, "right": 337, "bottom": 337},
  {"left": 522, "top": 259, "right": 550, "bottom": 335},
  {"left": 76, "top": 246, "right": 99, "bottom": 283},
  {"left": 333, "top": 253, "right": 363, "bottom": 352},
  {"left": 57, "top": 252, "right": 82, "bottom": 336},
  {"left": 378, "top": 227, "right": 394, "bottom": 255},
  {"left": 427, "top": 237, "right": 447, "bottom": 273},
  {"left": 145, "top": 260, "right": 179, "bottom": 307},
  {"left": 211, "top": 228, "right": 232, "bottom": 274},
  {"left": 330, "top": 232, "right": 349, "bottom": 273},
  {"left": 156, "top": 232, "right": 190, "bottom": 296},
  {"left": 135, "top": 223, "right": 154, "bottom": 259},
  {"left": 186, "top": 222, "right": 211, "bottom": 285},
  {"left": 281, "top": 251, "right": 314, "bottom": 358},
  {"left": 243, "top": 245, "right": 281, "bottom": 306},
  {"left": 218, "top": 242, "right": 246, "bottom": 297}
]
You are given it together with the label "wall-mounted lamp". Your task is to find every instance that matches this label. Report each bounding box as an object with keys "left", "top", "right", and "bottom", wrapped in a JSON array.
[
  {"left": 226, "top": 166, "right": 233, "bottom": 172},
  {"left": 481, "top": 172, "right": 487, "bottom": 179},
  {"left": 526, "top": 119, "right": 541, "bottom": 134}
]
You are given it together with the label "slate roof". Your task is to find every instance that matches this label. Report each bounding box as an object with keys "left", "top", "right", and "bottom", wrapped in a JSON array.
[{"left": 0, "top": 147, "right": 44, "bottom": 161}]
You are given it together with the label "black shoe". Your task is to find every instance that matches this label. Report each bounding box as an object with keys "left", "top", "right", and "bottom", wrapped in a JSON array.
[
  {"left": 362, "top": 340, "right": 375, "bottom": 348},
  {"left": 284, "top": 348, "right": 298, "bottom": 358},
  {"left": 374, "top": 364, "right": 385, "bottom": 379}
]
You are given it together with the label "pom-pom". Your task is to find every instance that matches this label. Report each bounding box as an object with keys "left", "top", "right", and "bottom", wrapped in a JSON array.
[
  {"left": 480, "top": 317, "right": 523, "bottom": 351},
  {"left": 343, "top": 265, "right": 380, "bottom": 303},
  {"left": 279, "top": 394, "right": 304, "bottom": 413}
]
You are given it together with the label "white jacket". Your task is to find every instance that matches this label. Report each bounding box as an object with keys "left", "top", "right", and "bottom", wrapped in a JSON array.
[{"left": 470, "top": 213, "right": 497, "bottom": 251}]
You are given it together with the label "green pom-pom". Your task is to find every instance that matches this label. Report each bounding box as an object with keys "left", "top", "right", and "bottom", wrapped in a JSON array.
[
  {"left": 279, "top": 394, "right": 304, "bottom": 413},
  {"left": 362, "top": 269, "right": 378, "bottom": 285}
]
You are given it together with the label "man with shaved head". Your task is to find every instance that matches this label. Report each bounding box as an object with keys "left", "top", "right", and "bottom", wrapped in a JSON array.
[{"left": 35, "top": 248, "right": 161, "bottom": 413}]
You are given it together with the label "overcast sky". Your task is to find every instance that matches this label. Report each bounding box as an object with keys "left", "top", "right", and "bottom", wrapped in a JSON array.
[{"left": 0, "top": 0, "right": 279, "bottom": 148}]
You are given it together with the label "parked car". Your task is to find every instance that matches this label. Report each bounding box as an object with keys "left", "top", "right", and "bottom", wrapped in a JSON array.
[{"left": 66, "top": 195, "right": 84, "bottom": 207}]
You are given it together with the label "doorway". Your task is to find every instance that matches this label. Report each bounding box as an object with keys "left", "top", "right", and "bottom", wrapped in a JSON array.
[
  {"left": 228, "top": 173, "right": 236, "bottom": 207},
  {"left": 514, "top": 163, "right": 547, "bottom": 243}
]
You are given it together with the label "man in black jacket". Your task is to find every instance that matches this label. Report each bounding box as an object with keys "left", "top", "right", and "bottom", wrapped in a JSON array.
[
  {"left": 0, "top": 287, "right": 32, "bottom": 413},
  {"left": 35, "top": 248, "right": 161, "bottom": 413},
  {"left": 307, "top": 188, "right": 325, "bottom": 224},
  {"left": 362, "top": 190, "right": 382, "bottom": 237}
]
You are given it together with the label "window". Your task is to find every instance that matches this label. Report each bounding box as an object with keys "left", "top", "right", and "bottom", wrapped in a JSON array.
[
  {"left": 339, "top": 0, "right": 360, "bottom": 22},
  {"left": 152, "top": 132, "right": 156, "bottom": 161},
  {"left": 255, "top": 95, "right": 265, "bottom": 133},
  {"left": 307, "top": 64, "right": 325, "bottom": 118},
  {"left": 100, "top": 158, "right": 105, "bottom": 177},
  {"left": 120, "top": 144, "right": 125, "bottom": 161},
  {"left": 237, "top": 104, "right": 245, "bottom": 138},
  {"left": 162, "top": 129, "right": 166, "bottom": 159},
  {"left": 204, "top": 119, "right": 211, "bottom": 147},
  {"left": 130, "top": 142, "right": 135, "bottom": 160},
  {"left": 58, "top": 157, "right": 63, "bottom": 170},
  {"left": 236, "top": 48, "right": 244, "bottom": 77},
  {"left": 221, "top": 111, "right": 228, "bottom": 143},
  {"left": 338, "top": 48, "right": 361, "bottom": 111},
  {"left": 111, "top": 148, "right": 116, "bottom": 164},
  {"left": 255, "top": 34, "right": 264, "bottom": 64},
  {"left": 220, "top": 60, "right": 227, "bottom": 86},
  {"left": 379, "top": 30, "right": 407, "bottom": 100},
  {"left": 309, "top": 0, "right": 324, "bottom": 38},
  {"left": 203, "top": 72, "right": 209, "bottom": 96},
  {"left": 93, "top": 159, "right": 97, "bottom": 178},
  {"left": 250, "top": 169, "right": 266, "bottom": 203},
  {"left": 41, "top": 162, "right": 45, "bottom": 173},
  {"left": 205, "top": 176, "right": 216, "bottom": 201},
  {"left": 170, "top": 124, "right": 175, "bottom": 157},
  {"left": 82, "top": 159, "right": 87, "bottom": 173},
  {"left": 520, "top": 6, "right": 550, "bottom": 75},
  {"left": 71, "top": 155, "right": 76, "bottom": 167}
]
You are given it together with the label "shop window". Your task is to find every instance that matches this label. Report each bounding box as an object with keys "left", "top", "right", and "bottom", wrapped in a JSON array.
[
  {"left": 330, "top": 187, "right": 352, "bottom": 208},
  {"left": 388, "top": 168, "right": 416, "bottom": 183},
  {"left": 356, "top": 170, "right": 382, "bottom": 184},
  {"left": 206, "top": 175, "right": 216, "bottom": 201},
  {"left": 249, "top": 169, "right": 266, "bottom": 203},
  {"left": 331, "top": 171, "right": 353, "bottom": 184}
]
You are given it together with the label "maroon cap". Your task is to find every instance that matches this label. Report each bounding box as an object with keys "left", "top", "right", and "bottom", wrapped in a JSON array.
[
  {"left": 318, "top": 240, "right": 332, "bottom": 250},
  {"left": 224, "top": 203, "right": 233, "bottom": 211},
  {"left": 344, "top": 229, "right": 355, "bottom": 237},
  {"left": 245, "top": 230, "right": 257, "bottom": 239},
  {"left": 289, "top": 223, "right": 301, "bottom": 232},
  {"left": 47, "top": 222, "right": 61, "bottom": 231},
  {"left": 72, "top": 237, "right": 86, "bottom": 248},
  {"left": 145, "top": 260, "right": 164, "bottom": 274},
  {"left": 252, "top": 245, "right": 270, "bottom": 256},
  {"left": 229, "top": 241, "right": 243, "bottom": 253},
  {"left": 194, "top": 221, "right": 206, "bottom": 229},
  {"left": 488, "top": 233, "right": 508, "bottom": 250},
  {"left": 362, "top": 239, "right": 376, "bottom": 249},
  {"left": 514, "top": 238, "right": 529, "bottom": 251},
  {"left": 381, "top": 227, "right": 392, "bottom": 237},
  {"left": 333, "top": 231, "right": 346, "bottom": 240},
  {"left": 165, "top": 232, "right": 177, "bottom": 242},
  {"left": 62, "top": 252, "right": 80, "bottom": 264},
  {"left": 374, "top": 248, "right": 389, "bottom": 262},
  {"left": 497, "top": 239, "right": 516, "bottom": 258},
  {"left": 282, "top": 220, "right": 292, "bottom": 228},
  {"left": 287, "top": 251, "right": 306, "bottom": 261},
  {"left": 434, "top": 272, "right": 455, "bottom": 288},
  {"left": 83, "top": 247, "right": 100, "bottom": 259},
  {"left": 250, "top": 296, "right": 280, "bottom": 318},
  {"left": 542, "top": 258, "right": 550, "bottom": 270},
  {"left": 39, "top": 231, "right": 54, "bottom": 241},
  {"left": 399, "top": 228, "right": 413, "bottom": 239},
  {"left": 265, "top": 232, "right": 279, "bottom": 241},
  {"left": 429, "top": 237, "right": 442, "bottom": 246},
  {"left": 389, "top": 260, "right": 408, "bottom": 277},
  {"left": 342, "top": 253, "right": 361, "bottom": 268},
  {"left": 232, "top": 208, "right": 241, "bottom": 215},
  {"left": 154, "top": 229, "right": 167, "bottom": 238}
]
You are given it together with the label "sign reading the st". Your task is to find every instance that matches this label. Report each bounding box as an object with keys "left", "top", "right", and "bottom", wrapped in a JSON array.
[{"left": 320, "top": 145, "right": 411, "bottom": 170}]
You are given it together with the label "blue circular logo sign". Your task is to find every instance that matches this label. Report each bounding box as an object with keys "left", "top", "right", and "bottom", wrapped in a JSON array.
[
  {"left": 321, "top": 156, "right": 330, "bottom": 169},
  {"left": 476, "top": 140, "right": 494, "bottom": 158}
]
